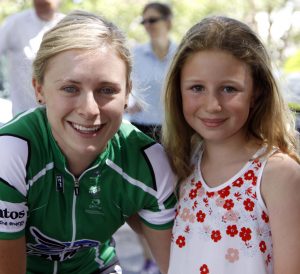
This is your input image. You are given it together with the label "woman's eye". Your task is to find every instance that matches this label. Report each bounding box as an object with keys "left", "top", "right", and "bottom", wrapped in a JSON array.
[
  {"left": 99, "top": 87, "right": 116, "bottom": 95},
  {"left": 62, "top": 86, "right": 78, "bottom": 93},
  {"left": 191, "top": 85, "right": 204, "bottom": 93},
  {"left": 223, "top": 86, "right": 236, "bottom": 93}
]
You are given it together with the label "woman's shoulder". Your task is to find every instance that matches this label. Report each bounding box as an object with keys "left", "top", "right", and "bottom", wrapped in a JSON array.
[
  {"left": 0, "top": 107, "right": 47, "bottom": 137},
  {"left": 114, "top": 121, "right": 158, "bottom": 150}
]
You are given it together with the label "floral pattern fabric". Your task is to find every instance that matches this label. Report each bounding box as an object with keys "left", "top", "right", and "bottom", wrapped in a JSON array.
[{"left": 168, "top": 146, "right": 274, "bottom": 274}]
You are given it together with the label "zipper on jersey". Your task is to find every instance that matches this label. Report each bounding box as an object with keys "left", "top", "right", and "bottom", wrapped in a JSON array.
[{"left": 74, "top": 178, "right": 80, "bottom": 196}]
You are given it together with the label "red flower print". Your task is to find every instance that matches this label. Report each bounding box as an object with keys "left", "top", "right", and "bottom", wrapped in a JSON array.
[
  {"left": 239, "top": 227, "right": 252, "bottom": 242},
  {"left": 203, "top": 197, "right": 209, "bottom": 207},
  {"left": 206, "top": 191, "right": 215, "bottom": 198},
  {"left": 223, "top": 199, "right": 235, "bottom": 210},
  {"left": 244, "top": 170, "right": 255, "bottom": 180},
  {"left": 234, "top": 192, "right": 242, "bottom": 201},
  {"left": 200, "top": 264, "right": 209, "bottom": 274},
  {"left": 252, "top": 158, "right": 262, "bottom": 167},
  {"left": 259, "top": 240, "right": 267, "bottom": 253},
  {"left": 233, "top": 177, "right": 244, "bottom": 187},
  {"left": 261, "top": 211, "right": 269, "bottom": 223},
  {"left": 196, "top": 210, "right": 206, "bottom": 223},
  {"left": 196, "top": 181, "right": 202, "bottom": 189},
  {"left": 211, "top": 230, "right": 222, "bottom": 242},
  {"left": 243, "top": 198, "right": 255, "bottom": 211},
  {"left": 245, "top": 187, "right": 253, "bottom": 196},
  {"left": 189, "top": 188, "right": 197, "bottom": 199},
  {"left": 226, "top": 225, "right": 238, "bottom": 237},
  {"left": 252, "top": 176, "right": 257, "bottom": 186},
  {"left": 218, "top": 186, "right": 231, "bottom": 198},
  {"left": 184, "top": 225, "right": 191, "bottom": 233},
  {"left": 176, "top": 235, "right": 186, "bottom": 248},
  {"left": 192, "top": 200, "right": 198, "bottom": 210}
]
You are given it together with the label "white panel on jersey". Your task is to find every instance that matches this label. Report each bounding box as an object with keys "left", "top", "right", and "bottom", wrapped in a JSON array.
[
  {"left": 0, "top": 200, "right": 27, "bottom": 233},
  {"left": 144, "top": 143, "right": 177, "bottom": 210},
  {"left": 0, "top": 136, "right": 28, "bottom": 196},
  {"left": 138, "top": 207, "right": 175, "bottom": 225},
  {"left": 106, "top": 159, "right": 157, "bottom": 197}
]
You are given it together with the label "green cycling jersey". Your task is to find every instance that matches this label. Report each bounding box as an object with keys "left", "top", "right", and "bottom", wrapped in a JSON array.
[{"left": 0, "top": 107, "right": 176, "bottom": 274}]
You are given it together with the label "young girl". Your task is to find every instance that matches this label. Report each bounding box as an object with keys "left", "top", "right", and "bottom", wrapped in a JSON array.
[{"left": 162, "top": 16, "right": 300, "bottom": 274}]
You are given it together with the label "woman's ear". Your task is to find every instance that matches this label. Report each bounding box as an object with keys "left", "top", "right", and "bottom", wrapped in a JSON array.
[{"left": 32, "top": 78, "right": 45, "bottom": 104}]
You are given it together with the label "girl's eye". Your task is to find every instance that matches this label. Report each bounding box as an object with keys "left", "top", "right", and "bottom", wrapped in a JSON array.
[
  {"left": 191, "top": 85, "right": 204, "bottom": 93},
  {"left": 223, "top": 86, "right": 237, "bottom": 93},
  {"left": 62, "top": 86, "right": 78, "bottom": 93}
]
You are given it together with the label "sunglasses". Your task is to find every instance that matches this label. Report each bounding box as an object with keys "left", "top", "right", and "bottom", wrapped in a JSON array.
[{"left": 140, "top": 17, "right": 165, "bottom": 25}]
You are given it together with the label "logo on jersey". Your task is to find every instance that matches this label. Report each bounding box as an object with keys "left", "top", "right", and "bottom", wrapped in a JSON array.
[
  {"left": 56, "top": 175, "right": 64, "bottom": 192},
  {"left": 0, "top": 208, "right": 25, "bottom": 219},
  {"left": 27, "top": 227, "right": 100, "bottom": 261},
  {"left": 85, "top": 183, "right": 104, "bottom": 215},
  {"left": 0, "top": 203, "right": 26, "bottom": 230}
]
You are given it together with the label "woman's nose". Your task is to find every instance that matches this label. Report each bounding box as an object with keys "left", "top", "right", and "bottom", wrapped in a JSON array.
[{"left": 77, "top": 92, "right": 99, "bottom": 118}]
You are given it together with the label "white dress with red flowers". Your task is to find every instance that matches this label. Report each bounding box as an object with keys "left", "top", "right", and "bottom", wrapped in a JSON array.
[{"left": 168, "top": 146, "right": 274, "bottom": 274}]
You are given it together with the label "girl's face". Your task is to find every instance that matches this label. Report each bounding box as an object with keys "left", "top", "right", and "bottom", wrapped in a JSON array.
[
  {"left": 142, "top": 8, "right": 170, "bottom": 40},
  {"left": 34, "top": 48, "right": 128, "bottom": 164},
  {"left": 180, "top": 49, "right": 254, "bottom": 144}
]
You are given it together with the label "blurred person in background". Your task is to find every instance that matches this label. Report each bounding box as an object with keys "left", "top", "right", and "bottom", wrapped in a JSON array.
[
  {"left": 0, "top": 0, "right": 64, "bottom": 117},
  {"left": 125, "top": 3, "right": 177, "bottom": 274},
  {"left": 126, "top": 2, "right": 176, "bottom": 142}
]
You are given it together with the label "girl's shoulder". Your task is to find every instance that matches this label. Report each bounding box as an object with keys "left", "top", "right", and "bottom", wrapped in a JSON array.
[
  {"left": 264, "top": 151, "right": 300, "bottom": 180},
  {"left": 261, "top": 152, "right": 300, "bottom": 201}
]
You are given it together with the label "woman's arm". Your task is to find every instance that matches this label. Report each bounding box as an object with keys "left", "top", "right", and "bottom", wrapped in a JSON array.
[
  {"left": 139, "top": 223, "right": 172, "bottom": 274},
  {"left": 126, "top": 214, "right": 172, "bottom": 274},
  {"left": 0, "top": 236, "right": 26, "bottom": 274},
  {"left": 262, "top": 153, "right": 300, "bottom": 274}
]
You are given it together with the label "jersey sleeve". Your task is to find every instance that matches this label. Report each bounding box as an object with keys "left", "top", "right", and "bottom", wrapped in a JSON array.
[
  {"left": 138, "top": 143, "right": 177, "bottom": 229},
  {"left": 0, "top": 135, "right": 29, "bottom": 239}
]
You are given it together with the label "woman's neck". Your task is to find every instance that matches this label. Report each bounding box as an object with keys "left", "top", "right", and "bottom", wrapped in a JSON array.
[{"left": 151, "top": 38, "right": 170, "bottom": 60}]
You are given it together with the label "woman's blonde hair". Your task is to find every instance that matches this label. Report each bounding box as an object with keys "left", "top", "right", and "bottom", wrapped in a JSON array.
[
  {"left": 162, "top": 16, "right": 300, "bottom": 181},
  {"left": 33, "top": 10, "right": 132, "bottom": 91}
]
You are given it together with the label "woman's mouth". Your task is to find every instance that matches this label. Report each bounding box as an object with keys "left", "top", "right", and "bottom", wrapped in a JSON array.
[{"left": 69, "top": 122, "right": 103, "bottom": 134}]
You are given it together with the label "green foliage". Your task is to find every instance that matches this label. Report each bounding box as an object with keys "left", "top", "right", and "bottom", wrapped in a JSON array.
[{"left": 284, "top": 50, "right": 300, "bottom": 73}]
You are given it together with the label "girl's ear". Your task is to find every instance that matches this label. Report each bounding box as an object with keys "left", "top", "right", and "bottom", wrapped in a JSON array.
[{"left": 32, "top": 78, "right": 45, "bottom": 104}]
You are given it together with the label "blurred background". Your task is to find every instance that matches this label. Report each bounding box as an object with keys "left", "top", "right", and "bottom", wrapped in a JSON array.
[{"left": 0, "top": 0, "right": 300, "bottom": 119}]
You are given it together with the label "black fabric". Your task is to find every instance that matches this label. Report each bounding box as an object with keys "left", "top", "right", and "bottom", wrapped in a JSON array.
[{"left": 131, "top": 122, "right": 161, "bottom": 143}]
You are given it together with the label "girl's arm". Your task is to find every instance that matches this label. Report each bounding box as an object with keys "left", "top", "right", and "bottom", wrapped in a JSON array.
[
  {"left": 262, "top": 153, "right": 300, "bottom": 274},
  {"left": 0, "top": 237, "right": 26, "bottom": 274}
]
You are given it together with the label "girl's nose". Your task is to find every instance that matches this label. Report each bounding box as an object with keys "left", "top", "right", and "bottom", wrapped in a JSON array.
[{"left": 205, "top": 93, "right": 222, "bottom": 113}]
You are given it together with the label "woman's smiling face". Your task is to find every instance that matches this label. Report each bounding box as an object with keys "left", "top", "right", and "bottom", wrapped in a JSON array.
[{"left": 34, "top": 48, "right": 128, "bottom": 163}]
